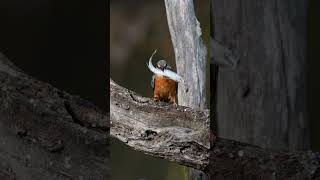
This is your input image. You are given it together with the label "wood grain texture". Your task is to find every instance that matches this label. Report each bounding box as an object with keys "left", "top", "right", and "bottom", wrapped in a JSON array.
[
  {"left": 164, "top": 0, "right": 208, "bottom": 109},
  {"left": 109, "top": 80, "right": 320, "bottom": 179},
  {"left": 212, "top": 0, "right": 309, "bottom": 150},
  {"left": 164, "top": 0, "right": 209, "bottom": 179},
  {"left": 110, "top": 80, "right": 320, "bottom": 180},
  {"left": 0, "top": 53, "right": 109, "bottom": 180},
  {"left": 110, "top": 79, "right": 210, "bottom": 171}
]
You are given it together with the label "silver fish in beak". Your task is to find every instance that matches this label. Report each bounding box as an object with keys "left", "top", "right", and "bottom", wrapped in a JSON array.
[{"left": 147, "top": 50, "right": 184, "bottom": 83}]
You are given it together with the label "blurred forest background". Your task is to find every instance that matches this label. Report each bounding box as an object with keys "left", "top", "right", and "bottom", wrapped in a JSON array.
[{"left": 110, "top": 0, "right": 209, "bottom": 179}]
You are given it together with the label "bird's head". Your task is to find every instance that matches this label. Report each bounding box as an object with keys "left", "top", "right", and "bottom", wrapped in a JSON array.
[{"left": 156, "top": 60, "right": 167, "bottom": 71}]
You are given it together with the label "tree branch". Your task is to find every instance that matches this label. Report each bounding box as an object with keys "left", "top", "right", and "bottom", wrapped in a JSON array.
[
  {"left": 110, "top": 79, "right": 320, "bottom": 179},
  {"left": 0, "top": 53, "right": 109, "bottom": 179},
  {"left": 110, "top": 79, "right": 210, "bottom": 170},
  {"left": 209, "top": 139, "right": 320, "bottom": 179}
]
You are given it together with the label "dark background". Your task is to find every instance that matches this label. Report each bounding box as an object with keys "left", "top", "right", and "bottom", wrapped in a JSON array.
[
  {"left": 308, "top": 0, "right": 320, "bottom": 151},
  {"left": 0, "top": 0, "right": 108, "bottom": 110}
]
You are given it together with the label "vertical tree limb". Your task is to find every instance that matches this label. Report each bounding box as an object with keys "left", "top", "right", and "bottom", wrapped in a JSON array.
[
  {"left": 164, "top": 0, "right": 208, "bottom": 109},
  {"left": 164, "top": 0, "right": 209, "bottom": 179}
]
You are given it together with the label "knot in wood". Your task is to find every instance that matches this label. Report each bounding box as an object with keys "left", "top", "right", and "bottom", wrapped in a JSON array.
[{"left": 142, "top": 130, "right": 157, "bottom": 140}]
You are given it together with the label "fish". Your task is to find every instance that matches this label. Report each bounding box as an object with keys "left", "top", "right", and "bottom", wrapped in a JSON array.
[{"left": 146, "top": 49, "right": 184, "bottom": 83}]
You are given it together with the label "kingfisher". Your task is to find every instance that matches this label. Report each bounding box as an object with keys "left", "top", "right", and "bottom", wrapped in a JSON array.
[{"left": 147, "top": 50, "right": 183, "bottom": 105}]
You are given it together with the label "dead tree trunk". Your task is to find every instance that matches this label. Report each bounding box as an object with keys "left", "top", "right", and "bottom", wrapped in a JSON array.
[
  {"left": 212, "top": 0, "right": 309, "bottom": 151},
  {"left": 164, "top": 0, "right": 208, "bottom": 110},
  {"left": 164, "top": 0, "right": 209, "bottom": 179}
]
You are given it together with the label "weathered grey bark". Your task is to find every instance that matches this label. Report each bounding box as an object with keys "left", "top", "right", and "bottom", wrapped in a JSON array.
[
  {"left": 164, "top": 0, "right": 208, "bottom": 109},
  {"left": 110, "top": 79, "right": 210, "bottom": 171},
  {"left": 212, "top": 0, "right": 309, "bottom": 150},
  {"left": 110, "top": 80, "right": 320, "bottom": 179},
  {"left": 0, "top": 53, "right": 109, "bottom": 180},
  {"left": 164, "top": 0, "right": 209, "bottom": 179},
  {"left": 109, "top": 80, "right": 320, "bottom": 179}
]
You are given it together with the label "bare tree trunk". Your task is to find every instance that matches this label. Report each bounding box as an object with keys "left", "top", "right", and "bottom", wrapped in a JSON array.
[
  {"left": 164, "top": 0, "right": 209, "bottom": 179},
  {"left": 164, "top": 0, "right": 208, "bottom": 110},
  {"left": 212, "top": 0, "right": 309, "bottom": 151}
]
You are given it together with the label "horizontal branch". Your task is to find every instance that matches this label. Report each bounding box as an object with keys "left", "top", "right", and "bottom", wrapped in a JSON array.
[
  {"left": 110, "top": 79, "right": 210, "bottom": 170},
  {"left": 209, "top": 139, "right": 320, "bottom": 179},
  {"left": 0, "top": 53, "right": 109, "bottom": 179},
  {"left": 110, "top": 80, "right": 320, "bottom": 179}
]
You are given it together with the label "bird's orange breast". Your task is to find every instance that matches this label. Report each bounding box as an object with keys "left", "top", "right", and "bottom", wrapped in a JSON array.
[{"left": 154, "top": 75, "right": 177, "bottom": 103}]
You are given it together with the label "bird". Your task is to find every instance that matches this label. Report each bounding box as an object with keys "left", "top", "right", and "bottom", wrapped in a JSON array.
[
  {"left": 151, "top": 60, "right": 177, "bottom": 104},
  {"left": 147, "top": 50, "right": 183, "bottom": 105}
]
